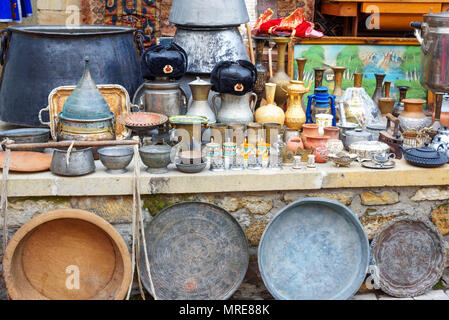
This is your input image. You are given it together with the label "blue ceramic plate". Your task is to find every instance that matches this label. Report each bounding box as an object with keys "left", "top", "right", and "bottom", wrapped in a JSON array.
[{"left": 258, "top": 198, "right": 369, "bottom": 300}]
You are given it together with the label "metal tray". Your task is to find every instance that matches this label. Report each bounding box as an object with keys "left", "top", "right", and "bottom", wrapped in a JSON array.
[
  {"left": 139, "top": 202, "right": 249, "bottom": 300},
  {"left": 39, "top": 84, "right": 132, "bottom": 141},
  {"left": 258, "top": 198, "right": 369, "bottom": 300},
  {"left": 371, "top": 216, "right": 446, "bottom": 297}
]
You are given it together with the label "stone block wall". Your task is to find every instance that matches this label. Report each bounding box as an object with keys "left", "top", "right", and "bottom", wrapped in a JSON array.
[{"left": 2, "top": 186, "right": 449, "bottom": 299}]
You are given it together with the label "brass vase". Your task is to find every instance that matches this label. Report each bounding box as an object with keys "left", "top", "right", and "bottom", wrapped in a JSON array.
[
  {"left": 254, "top": 83, "right": 285, "bottom": 125},
  {"left": 378, "top": 81, "right": 396, "bottom": 115},
  {"left": 253, "top": 36, "right": 268, "bottom": 109},
  {"left": 269, "top": 37, "right": 291, "bottom": 108},
  {"left": 314, "top": 68, "right": 325, "bottom": 89},
  {"left": 296, "top": 58, "right": 307, "bottom": 81},
  {"left": 285, "top": 80, "right": 312, "bottom": 130},
  {"left": 372, "top": 73, "right": 386, "bottom": 107},
  {"left": 332, "top": 66, "right": 346, "bottom": 98}
]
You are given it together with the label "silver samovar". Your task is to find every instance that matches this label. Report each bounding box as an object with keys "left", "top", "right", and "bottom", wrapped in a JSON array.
[{"left": 169, "top": 0, "right": 251, "bottom": 76}]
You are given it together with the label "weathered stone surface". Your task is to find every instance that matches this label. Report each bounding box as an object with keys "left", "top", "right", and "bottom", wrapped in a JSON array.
[
  {"left": 361, "top": 191, "right": 399, "bottom": 206},
  {"left": 70, "top": 196, "right": 133, "bottom": 223},
  {"left": 306, "top": 192, "right": 354, "bottom": 206},
  {"left": 432, "top": 204, "right": 449, "bottom": 236},
  {"left": 231, "top": 255, "right": 273, "bottom": 300},
  {"left": 351, "top": 293, "right": 377, "bottom": 300},
  {"left": 231, "top": 209, "right": 252, "bottom": 228},
  {"left": 245, "top": 220, "right": 269, "bottom": 247},
  {"left": 360, "top": 214, "right": 401, "bottom": 240},
  {"left": 412, "top": 188, "right": 449, "bottom": 202},
  {"left": 241, "top": 196, "right": 273, "bottom": 215},
  {"left": 413, "top": 290, "right": 449, "bottom": 300},
  {"left": 217, "top": 197, "right": 241, "bottom": 212},
  {"left": 2, "top": 197, "right": 71, "bottom": 228}
]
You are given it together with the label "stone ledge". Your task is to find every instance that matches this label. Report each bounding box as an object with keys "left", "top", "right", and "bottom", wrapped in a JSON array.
[{"left": 1, "top": 159, "right": 449, "bottom": 197}]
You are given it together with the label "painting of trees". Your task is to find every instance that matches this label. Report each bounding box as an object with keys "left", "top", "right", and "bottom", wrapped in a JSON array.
[
  {"left": 336, "top": 46, "right": 364, "bottom": 79},
  {"left": 297, "top": 45, "right": 325, "bottom": 81},
  {"left": 401, "top": 46, "right": 421, "bottom": 81}
]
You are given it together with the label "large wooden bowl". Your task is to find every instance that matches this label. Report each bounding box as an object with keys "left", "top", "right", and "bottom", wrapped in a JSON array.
[{"left": 3, "top": 209, "right": 132, "bottom": 300}]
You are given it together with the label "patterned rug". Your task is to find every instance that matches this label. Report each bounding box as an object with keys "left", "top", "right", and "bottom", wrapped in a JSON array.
[
  {"left": 81, "top": 0, "right": 105, "bottom": 24},
  {"left": 104, "top": 0, "right": 159, "bottom": 48}
]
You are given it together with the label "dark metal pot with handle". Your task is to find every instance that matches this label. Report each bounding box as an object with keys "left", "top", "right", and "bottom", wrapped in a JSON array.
[{"left": 0, "top": 25, "right": 143, "bottom": 127}]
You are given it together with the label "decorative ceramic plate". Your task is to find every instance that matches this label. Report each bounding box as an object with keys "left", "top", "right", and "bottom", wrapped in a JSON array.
[
  {"left": 0, "top": 151, "right": 52, "bottom": 172},
  {"left": 371, "top": 216, "right": 446, "bottom": 298},
  {"left": 258, "top": 198, "right": 369, "bottom": 300},
  {"left": 120, "top": 112, "right": 168, "bottom": 128},
  {"left": 41, "top": 84, "right": 132, "bottom": 140},
  {"left": 139, "top": 202, "right": 249, "bottom": 300}
]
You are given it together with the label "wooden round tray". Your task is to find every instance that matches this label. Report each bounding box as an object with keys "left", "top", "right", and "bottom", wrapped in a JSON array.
[
  {"left": 3, "top": 209, "right": 132, "bottom": 300},
  {"left": 139, "top": 202, "right": 249, "bottom": 300}
]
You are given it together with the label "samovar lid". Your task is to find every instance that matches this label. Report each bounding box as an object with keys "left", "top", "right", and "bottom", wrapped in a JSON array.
[
  {"left": 169, "top": 0, "right": 249, "bottom": 27},
  {"left": 60, "top": 57, "right": 113, "bottom": 120}
]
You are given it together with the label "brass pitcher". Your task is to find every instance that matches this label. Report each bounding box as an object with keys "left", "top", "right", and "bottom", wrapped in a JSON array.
[{"left": 284, "top": 80, "right": 312, "bottom": 130}]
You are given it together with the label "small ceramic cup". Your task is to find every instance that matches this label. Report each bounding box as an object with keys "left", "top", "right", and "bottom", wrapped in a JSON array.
[{"left": 307, "top": 154, "right": 316, "bottom": 168}]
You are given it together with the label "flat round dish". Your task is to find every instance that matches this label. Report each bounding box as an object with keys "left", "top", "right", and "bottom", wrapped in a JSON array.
[
  {"left": 0, "top": 151, "right": 52, "bottom": 172},
  {"left": 371, "top": 216, "right": 446, "bottom": 297},
  {"left": 361, "top": 160, "right": 396, "bottom": 169},
  {"left": 139, "top": 202, "right": 249, "bottom": 300},
  {"left": 258, "top": 198, "right": 369, "bottom": 300}
]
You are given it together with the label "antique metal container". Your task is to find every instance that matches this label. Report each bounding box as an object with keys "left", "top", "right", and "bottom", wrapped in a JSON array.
[
  {"left": 139, "top": 144, "right": 172, "bottom": 173},
  {"left": 0, "top": 128, "right": 50, "bottom": 152},
  {"left": 412, "top": 12, "right": 449, "bottom": 92},
  {"left": 57, "top": 58, "right": 115, "bottom": 144},
  {"left": 213, "top": 93, "right": 257, "bottom": 125},
  {"left": 132, "top": 79, "right": 188, "bottom": 117},
  {"left": 343, "top": 128, "right": 372, "bottom": 149},
  {"left": 186, "top": 77, "right": 216, "bottom": 123},
  {"left": 0, "top": 25, "right": 142, "bottom": 127},
  {"left": 170, "top": 0, "right": 250, "bottom": 75},
  {"left": 50, "top": 147, "right": 96, "bottom": 177},
  {"left": 98, "top": 146, "right": 134, "bottom": 174}
]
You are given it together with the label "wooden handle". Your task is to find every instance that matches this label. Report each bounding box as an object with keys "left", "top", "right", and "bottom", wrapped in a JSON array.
[
  {"left": 246, "top": 23, "right": 255, "bottom": 65},
  {"left": 4, "top": 139, "right": 140, "bottom": 150},
  {"left": 385, "top": 113, "right": 400, "bottom": 137}
]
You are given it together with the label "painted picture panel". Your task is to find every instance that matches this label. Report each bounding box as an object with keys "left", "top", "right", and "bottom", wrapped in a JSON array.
[{"left": 294, "top": 44, "right": 426, "bottom": 102}]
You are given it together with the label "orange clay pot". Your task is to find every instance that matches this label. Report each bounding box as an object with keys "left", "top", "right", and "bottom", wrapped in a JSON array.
[
  {"left": 313, "top": 145, "right": 329, "bottom": 163},
  {"left": 287, "top": 137, "right": 304, "bottom": 153},
  {"left": 303, "top": 134, "right": 330, "bottom": 150},
  {"left": 323, "top": 126, "right": 340, "bottom": 140}
]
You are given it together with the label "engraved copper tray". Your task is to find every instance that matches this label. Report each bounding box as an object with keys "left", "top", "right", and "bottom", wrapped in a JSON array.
[
  {"left": 39, "top": 85, "right": 132, "bottom": 141},
  {"left": 139, "top": 202, "right": 249, "bottom": 300},
  {"left": 371, "top": 216, "right": 446, "bottom": 297}
]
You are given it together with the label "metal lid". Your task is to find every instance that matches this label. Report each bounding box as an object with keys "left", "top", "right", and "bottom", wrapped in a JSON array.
[
  {"left": 60, "top": 57, "right": 113, "bottom": 120},
  {"left": 345, "top": 128, "right": 371, "bottom": 138},
  {"left": 366, "top": 123, "right": 387, "bottom": 131},
  {"left": 423, "top": 10, "right": 449, "bottom": 26},
  {"left": 7, "top": 25, "right": 135, "bottom": 36},
  {"left": 405, "top": 145, "right": 443, "bottom": 160},
  {"left": 169, "top": 0, "right": 249, "bottom": 27}
]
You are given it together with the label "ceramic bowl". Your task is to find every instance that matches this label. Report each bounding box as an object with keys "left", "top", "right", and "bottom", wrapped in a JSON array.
[
  {"left": 98, "top": 146, "right": 134, "bottom": 174},
  {"left": 139, "top": 145, "right": 172, "bottom": 173}
]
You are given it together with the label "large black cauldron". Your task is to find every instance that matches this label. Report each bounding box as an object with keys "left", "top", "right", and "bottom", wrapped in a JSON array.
[{"left": 0, "top": 25, "right": 143, "bottom": 127}]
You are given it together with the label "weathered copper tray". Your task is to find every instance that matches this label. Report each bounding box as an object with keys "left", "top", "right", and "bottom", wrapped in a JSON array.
[
  {"left": 258, "top": 198, "right": 369, "bottom": 300},
  {"left": 371, "top": 216, "right": 446, "bottom": 298},
  {"left": 40, "top": 84, "right": 132, "bottom": 140},
  {"left": 139, "top": 202, "right": 249, "bottom": 300},
  {"left": 120, "top": 112, "right": 168, "bottom": 130},
  {"left": 0, "top": 151, "right": 52, "bottom": 172}
]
